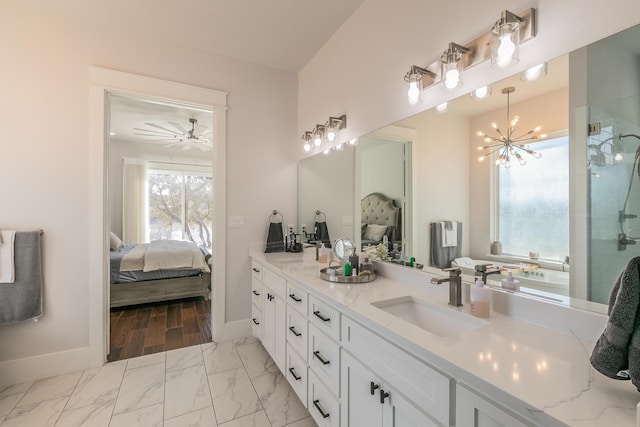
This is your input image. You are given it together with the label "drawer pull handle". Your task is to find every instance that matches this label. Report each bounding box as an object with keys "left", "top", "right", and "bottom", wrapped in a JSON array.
[
  {"left": 370, "top": 381, "right": 380, "bottom": 395},
  {"left": 313, "top": 399, "right": 330, "bottom": 419},
  {"left": 289, "top": 294, "right": 302, "bottom": 302},
  {"left": 252, "top": 290, "right": 260, "bottom": 296},
  {"left": 252, "top": 267, "right": 260, "bottom": 273},
  {"left": 380, "top": 389, "right": 390, "bottom": 404},
  {"left": 313, "top": 350, "right": 330, "bottom": 365},
  {"left": 289, "top": 326, "right": 302, "bottom": 337},
  {"left": 252, "top": 318, "right": 260, "bottom": 325},
  {"left": 313, "top": 310, "right": 330, "bottom": 322},
  {"left": 288, "top": 367, "right": 301, "bottom": 381}
]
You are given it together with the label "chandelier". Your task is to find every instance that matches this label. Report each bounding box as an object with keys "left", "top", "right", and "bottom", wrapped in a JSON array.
[{"left": 476, "top": 86, "right": 545, "bottom": 168}]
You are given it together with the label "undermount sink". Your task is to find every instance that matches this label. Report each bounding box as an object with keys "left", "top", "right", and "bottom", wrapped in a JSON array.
[{"left": 371, "top": 296, "right": 488, "bottom": 337}]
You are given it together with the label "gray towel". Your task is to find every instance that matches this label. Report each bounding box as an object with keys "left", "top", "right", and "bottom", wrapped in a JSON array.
[
  {"left": 590, "top": 256, "right": 640, "bottom": 382},
  {"left": 265, "top": 222, "right": 285, "bottom": 253},
  {"left": 314, "top": 221, "right": 331, "bottom": 248},
  {"left": 0, "top": 231, "right": 43, "bottom": 325},
  {"left": 429, "top": 222, "right": 462, "bottom": 268}
]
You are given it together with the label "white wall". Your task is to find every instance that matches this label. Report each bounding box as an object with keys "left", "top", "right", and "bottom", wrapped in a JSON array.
[
  {"left": 0, "top": 1, "right": 297, "bottom": 379},
  {"left": 298, "top": 0, "right": 640, "bottom": 155}
]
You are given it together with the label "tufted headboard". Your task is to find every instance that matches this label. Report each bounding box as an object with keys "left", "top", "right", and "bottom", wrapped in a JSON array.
[{"left": 361, "top": 192, "right": 401, "bottom": 243}]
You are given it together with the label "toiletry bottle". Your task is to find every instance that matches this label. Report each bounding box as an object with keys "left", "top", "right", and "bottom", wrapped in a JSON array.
[
  {"left": 318, "top": 243, "right": 329, "bottom": 263},
  {"left": 349, "top": 251, "right": 359, "bottom": 275},
  {"left": 501, "top": 271, "right": 520, "bottom": 291},
  {"left": 470, "top": 277, "right": 491, "bottom": 318},
  {"left": 343, "top": 262, "right": 352, "bottom": 276}
]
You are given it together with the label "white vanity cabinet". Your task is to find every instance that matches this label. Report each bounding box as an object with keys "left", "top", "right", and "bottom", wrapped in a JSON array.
[
  {"left": 342, "top": 316, "right": 451, "bottom": 426},
  {"left": 341, "top": 350, "right": 438, "bottom": 427},
  {"left": 285, "top": 281, "right": 309, "bottom": 406},
  {"left": 250, "top": 261, "right": 263, "bottom": 339},
  {"left": 455, "top": 384, "right": 533, "bottom": 427},
  {"left": 260, "top": 264, "right": 287, "bottom": 373}
]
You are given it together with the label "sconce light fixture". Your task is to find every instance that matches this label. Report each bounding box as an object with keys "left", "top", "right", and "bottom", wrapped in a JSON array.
[
  {"left": 403, "top": 8, "right": 536, "bottom": 105},
  {"left": 313, "top": 124, "right": 325, "bottom": 147},
  {"left": 476, "top": 86, "right": 544, "bottom": 168},
  {"left": 326, "top": 115, "right": 347, "bottom": 141},
  {"left": 471, "top": 85, "right": 492, "bottom": 100},
  {"left": 301, "top": 131, "right": 313, "bottom": 152},
  {"left": 441, "top": 43, "right": 469, "bottom": 90},
  {"left": 404, "top": 65, "right": 436, "bottom": 105},
  {"left": 301, "top": 114, "right": 349, "bottom": 153}
]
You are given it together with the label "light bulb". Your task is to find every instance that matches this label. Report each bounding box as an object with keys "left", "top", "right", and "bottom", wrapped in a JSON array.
[
  {"left": 615, "top": 153, "right": 624, "bottom": 162},
  {"left": 303, "top": 142, "right": 311, "bottom": 152},
  {"left": 334, "top": 143, "right": 344, "bottom": 151},
  {"left": 505, "top": 159, "right": 511, "bottom": 168},
  {"left": 444, "top": 67, "right": 460, "bottom": 90},
  {"left": 519, "top": 158, "right": 527, "bottom": 166},
  {"left": 323, "top": 148, "right": 330, "bottom": 155},
  {"left": 497, "top": 33, "right": 516, "bottom": 68},
  {"left": 478, "top": 155, "right": 485, "bottom": 162},
  {"left": 473, "top": 86, "right": 489, "bottom": 99},
  {"left": 435, "top": 102, "right": 448, "bottom": 113},
  {"left": 327, "top": 129, "right": 336, "bottom": 142},
  {"left": 533, "top": 152, "right": 542, "bottom": 159},
  {"left": 476, "top": 131, "right": 485, "bottom": 137},
  {"left": 348, "top": 138, "right": 358, "bottom": 145},
  {"left": 314, "top": 135, "right": 322, "bottom": 147},
  {"left": 491, "top": 122, "right": 498, "bottom": 129},
  {"left": 407, "top": 81, "right": 420, "bottom": 105}
]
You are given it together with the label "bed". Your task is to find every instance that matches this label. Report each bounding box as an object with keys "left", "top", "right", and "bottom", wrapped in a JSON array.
[
  {"left": 360, "top": 192, "right": 401, "bottom": 249},
  {"left": 109, "top": 236, "right": 211, "bottom": 308}
]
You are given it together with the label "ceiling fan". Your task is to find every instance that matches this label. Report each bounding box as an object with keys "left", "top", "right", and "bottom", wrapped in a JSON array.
[{"left": 133, "top": 118, "right": 212, "bottom": 151}]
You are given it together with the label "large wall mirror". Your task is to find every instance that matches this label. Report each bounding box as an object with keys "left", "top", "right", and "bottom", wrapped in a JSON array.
[{"left": 298, "top": 23, "right": 640, "bottom": 312}]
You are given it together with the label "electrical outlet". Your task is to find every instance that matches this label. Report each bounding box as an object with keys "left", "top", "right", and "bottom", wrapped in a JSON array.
[
  {"left": 588, "top": 122, "right": 601, "bottom": 136},
  {"left": 288, "top": 224, "right": 295, "bottom": 233},
  {"left": 300, "top": 224, "right": 306, "bottom": 233}
]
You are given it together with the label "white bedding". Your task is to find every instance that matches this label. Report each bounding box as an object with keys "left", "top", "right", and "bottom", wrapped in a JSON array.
[{"left": 120, "top": 240, "right": 210, "bottom": 273}]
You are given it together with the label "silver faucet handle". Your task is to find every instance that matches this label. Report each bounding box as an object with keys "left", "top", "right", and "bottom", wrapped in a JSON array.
[{"left": 442, "top": 267, "right": 461, "bottom": 276}]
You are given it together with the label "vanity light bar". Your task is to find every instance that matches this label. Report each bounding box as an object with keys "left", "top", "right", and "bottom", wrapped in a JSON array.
[
  {"left": 301, "top": 114, "right": 348, "bottom": 153},
  {"left": 404, "top": 8, "right": 537, "bottom": 104}
]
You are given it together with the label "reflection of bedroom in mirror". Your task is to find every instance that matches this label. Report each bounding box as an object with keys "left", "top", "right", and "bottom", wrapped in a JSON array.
[{"left": 107, "top": 93, "right": 214, "bottom": 361}]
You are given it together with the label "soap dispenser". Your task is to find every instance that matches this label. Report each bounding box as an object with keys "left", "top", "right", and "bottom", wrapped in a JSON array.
[
  {"left": 501, "top": 271, "right": 520, "bottom": 291},
  {"left": 470, "top": 277, "right": 491, "bottom": 318},
  {"left": 318, "top": 243, "right": 329, "bottom": 263}
]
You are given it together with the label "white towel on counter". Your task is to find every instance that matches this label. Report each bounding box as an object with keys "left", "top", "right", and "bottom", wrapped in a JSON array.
[
  {"left": 0, "top": 230, "right": 16, "bottom": 283},
  {"left": 441, "top": 221, "right": 458, "bottom": 247}
]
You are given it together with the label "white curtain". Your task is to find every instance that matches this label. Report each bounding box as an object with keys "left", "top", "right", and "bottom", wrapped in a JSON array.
[{"left": 122, "top": 159, "right": 148, "bottom": 244}]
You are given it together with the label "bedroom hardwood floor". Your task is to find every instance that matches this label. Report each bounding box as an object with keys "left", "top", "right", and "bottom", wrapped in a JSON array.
[{"left": 108, "top": 297, "right": 211, "bottom": 362}]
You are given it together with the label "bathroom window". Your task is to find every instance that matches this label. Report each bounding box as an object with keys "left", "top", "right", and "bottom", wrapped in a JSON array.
[
  {"left": 496, "top": 135, "right": 569, "bottom": 262},
  {"left": 147, "top": 164, "right": 213, "bottom": 248}
]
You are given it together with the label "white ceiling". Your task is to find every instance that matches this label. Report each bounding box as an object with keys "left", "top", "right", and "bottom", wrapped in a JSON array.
[{"left": 18, "top": 0, "right": 365, "bottom": 73}]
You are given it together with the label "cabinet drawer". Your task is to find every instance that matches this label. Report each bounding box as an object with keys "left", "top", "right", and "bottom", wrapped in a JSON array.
[
  {"left": 286, "top": 344, "right": 308, "bottom": 407},
  {"left": 251, "top": 278, "right": 262, "bottom": 308},
  {"left": 287, "top": 306, "right": 308, "bottom": 360},
  {"left": 309, "top": 370, "right": 340, "bottom": 427},
  {"left": 309, "top": 295, "right": 340, "bottom": 341},
  {"left": 342, "top": 316, "right": 451, "bottom": 426},
  {"left": 251, "top": 261, "right": 263, "bottom": 281},
  {"left": 251, "top": 304, "right": 261, "bottom": 340},
  {"left": 287, "top": 281, "right": 308, "bottom": 315},
  {"left": 309, "top": 323, "right": 340, "bottom": 397},
  {"left": 263, "top": 266, "right": 286, "bottom": 298},
  {"left": 456, "top": 384, "right": 532, "bottom": 427}
]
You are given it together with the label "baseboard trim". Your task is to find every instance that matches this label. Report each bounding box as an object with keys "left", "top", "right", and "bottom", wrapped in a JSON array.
[
  {"left": 212, "top": 319, "right": 251, "bottom": 342},
  {"left": 0, "top": 347, "right": 91, "bottom": 387}
]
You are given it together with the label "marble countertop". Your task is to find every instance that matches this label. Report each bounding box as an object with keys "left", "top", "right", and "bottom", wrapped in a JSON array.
[{"left": 251, "top": 248, "right": 640, "bottom": 426}]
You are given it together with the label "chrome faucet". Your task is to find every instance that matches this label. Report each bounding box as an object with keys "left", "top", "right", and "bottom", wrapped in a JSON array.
[
  {"left": 430, "top": 267, "right": 463, "bottom": 307},
  {"left": 474, "top": 264, "right": 501, "bottom": 283}
]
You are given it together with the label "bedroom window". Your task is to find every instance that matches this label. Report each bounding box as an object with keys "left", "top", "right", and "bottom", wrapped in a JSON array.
[
  {"left": 147, "top": 164, "right": 212, "bottom": 248},
  {"left": 495, "top": 134, "right": 569, "bottom": 262}
]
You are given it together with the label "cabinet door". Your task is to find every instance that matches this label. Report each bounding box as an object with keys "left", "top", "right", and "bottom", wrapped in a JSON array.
[
  {"left": 262, "top": 287, "right": 276, "bottom": 356},
  {"left": 341, "top": 350, "right": 383, "bottom": 427},
  {"left": 456, "top": 384, "right": 531, "bottom": 427},
  {"left": 383, "top": 389, "right": 439, "bottom": 427},
  {"left": 251, "top": 303, "right": 262, "bottom": 340},
  {"left": 274, "top": 293, "right": 286, "bottom": 372}
]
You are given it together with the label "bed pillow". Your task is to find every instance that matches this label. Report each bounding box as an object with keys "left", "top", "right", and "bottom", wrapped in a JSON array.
[
  {"left": 109, "top": 232, "right": 124, "bottom": 251},
  {"left": 362, "top": 224, "right": 388, "bottom": 241}
]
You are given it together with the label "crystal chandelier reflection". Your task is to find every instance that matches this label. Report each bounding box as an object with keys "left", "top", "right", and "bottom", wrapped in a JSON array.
[{"left": 476, "top": 86, "right": 545, "bottom": 168}]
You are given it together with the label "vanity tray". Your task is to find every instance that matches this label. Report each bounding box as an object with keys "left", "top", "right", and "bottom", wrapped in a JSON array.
[{"left": 319, "top": 267, "right": 377, "bottom": 284}]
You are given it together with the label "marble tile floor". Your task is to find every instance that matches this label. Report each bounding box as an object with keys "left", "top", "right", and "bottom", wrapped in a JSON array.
[{"left": 0, "top": 337, "right": 318, "bottom": 427}]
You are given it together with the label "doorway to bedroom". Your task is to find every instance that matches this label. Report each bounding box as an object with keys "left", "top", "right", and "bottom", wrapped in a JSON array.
[{"left": 106, "top": 93, "right": 214, "bottom": 361}]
